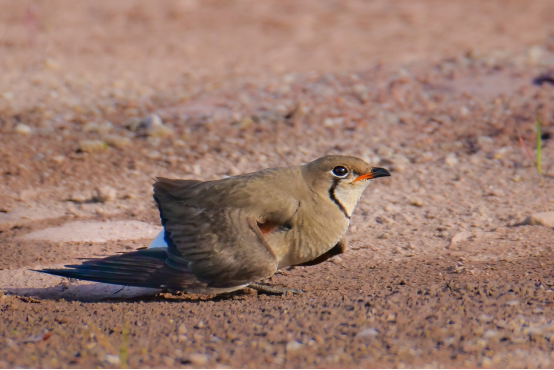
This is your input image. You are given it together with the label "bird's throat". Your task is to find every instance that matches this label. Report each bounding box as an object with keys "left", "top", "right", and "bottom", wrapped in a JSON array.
[{"left": 331, "top": 181, "right": 368, "bottom": 218}]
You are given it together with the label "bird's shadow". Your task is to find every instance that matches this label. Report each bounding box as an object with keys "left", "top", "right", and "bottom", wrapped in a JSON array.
[{"left": 5, "top": 283, "right": 258, "bottom": 303}]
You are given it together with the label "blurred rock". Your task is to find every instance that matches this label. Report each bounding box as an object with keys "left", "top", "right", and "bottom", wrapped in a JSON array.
[
  {"left": 187, "top": 353, "right": 208, "bottom": 366},
  {"left": 96, "top": 186, "right": 117, "bottom": 203},
  {"left": 68, "top": 190, "right": 95, "bottom": 203},
  {"left": 357, "top": 328, "right": 379, "bottom": 338},
  {"left": 104, "top": 134, "right": 131, "bottom": 148},
  {"left": 79, "top": 140, "right": 107, "bottom": 153},
  {"left": 408, "top": 197, "right": 424, "bottom": 207},
  {"left": 286, "top": 341, "right": 303, "bottom": 352},
  {"left": 450, "top": 231, "right": 471, "bottom": 247},
  {"left": 524, "top": 212, "right": 554, "bottom": 228},
  {"left": 103, "top": 354, "right": 120, "bottom": 366},
  {"left": 383, "top": 154, "right": 410, "bottom": 173},
  {"left": 14, "top": 123, "right": 32, "bottom": 135},
  {"left": 146, "top": 114, "right": 173, "bottom": 138},
  {"left": 444, "top": 153, "right": 458, "bottom": 166},
  {"left": 177, "top": 324, "right": 187, "bottom": 335}
]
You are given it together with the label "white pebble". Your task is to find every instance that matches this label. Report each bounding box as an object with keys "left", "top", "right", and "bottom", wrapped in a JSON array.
[{"left": 15, "top": 123, "right": 32, "bottom": 135}]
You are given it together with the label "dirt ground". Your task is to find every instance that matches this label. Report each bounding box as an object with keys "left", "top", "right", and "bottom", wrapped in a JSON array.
[{"left": 2, "top": 0, "right": 554, "bottom": 368}]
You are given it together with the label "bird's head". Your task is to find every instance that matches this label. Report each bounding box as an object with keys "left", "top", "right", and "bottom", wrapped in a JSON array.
[{"left": 302, "top": 155, "right": 390, "bottom": 218}]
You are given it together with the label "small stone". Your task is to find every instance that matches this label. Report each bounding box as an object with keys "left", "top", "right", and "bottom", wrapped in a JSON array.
[
  {"left": 384, "top": 204, "right": 401, "bottom": 214},
  {"left": 104, "top": 134, "right": 131, "bottom": 148},
  {"left": 524, "top": 211, "right": 554, "bottom": 228},
  {"left": 82, "top": 122, "right": 99, "bottom": 133},
  {"left": 286, "top": 341, "right": 303, "bottom": 352},
  {"left": 482, "top": 330, "right": 499, "bottom": 339},
  {"left": 195, "top": 321, "right": 205, "bottom": 329},
  {"left": 177, "top": 324, "right": 187, "bottom": 335},
  {"left": 444, "top": 153, "right": 458, "bottom": 166},
  {"left": 103, "top": 354, "right": 121, "bottom": 366},
  {"left": 145, "top": 150, "right": 162, "bottom": 160},
  {"left": 477, "top": 136, "right": 494, "bottom": 151},
  {"left": 388, "top": 154, "right": 410, "bottom": 173},
  {"left": 15, "top": 123, "right": 32, "bottom": 135},
  {"left": 449, "top": 231, "right": 471, "bottom": 247},
  {"left": 51, "top": 155, "right": 65, "bottom": 163},
  {"left": 527, "top": 45, "right": 544, "bottom": 65},
  {"left": 55, "top": 316, "right": 69, "bottom": 324},
  {"left": 146, "top": 114, "right": 173, "bottom": 138},
  {"left": 96, "top": 186, "right": 117, "bottom": 203},
  {"left": 408, "top": 197, "right": 424, "bottom": 207},
  {"left": 187, "top": 353, "right": 209, "bottom": 366},
  {"left": 79, "top": 140, "right": 107, "bottom": 153},
  {"left": 486, "top": 187, "right": 505, "bottom": 197},
  {"left": 68, "top": 190, "right": 95, "bottom": 203},
  {"left": 356, "top": 328, "right": 379, "bottom": 338}
]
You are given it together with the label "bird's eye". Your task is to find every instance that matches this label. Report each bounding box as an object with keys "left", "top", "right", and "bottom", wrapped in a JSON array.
[{"left": 332, "top": 166, "right": 348, "bottom": 177}]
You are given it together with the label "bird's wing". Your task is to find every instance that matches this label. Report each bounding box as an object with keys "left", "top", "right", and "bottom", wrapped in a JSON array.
[{"left": 153, "top": 176, "right": 298, "bottom": 288}]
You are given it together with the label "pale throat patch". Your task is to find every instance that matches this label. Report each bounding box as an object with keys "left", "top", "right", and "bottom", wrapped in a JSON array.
[{"left": 333, "top": 181, "right": 369, "bottom": 217}]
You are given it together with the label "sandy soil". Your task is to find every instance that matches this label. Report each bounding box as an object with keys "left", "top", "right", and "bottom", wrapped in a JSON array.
[{"left": 1, "top": 1, "right": 554, "bottom": 368}]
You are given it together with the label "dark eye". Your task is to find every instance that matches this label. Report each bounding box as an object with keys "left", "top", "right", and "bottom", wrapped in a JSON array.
[{"left": 332, "top": 166, "right": 348, "bottom": 177}]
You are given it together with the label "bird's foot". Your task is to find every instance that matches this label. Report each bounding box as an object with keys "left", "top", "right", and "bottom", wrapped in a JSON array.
[{"left": 248, "top": 283, "right": 304, "bottom": 295}]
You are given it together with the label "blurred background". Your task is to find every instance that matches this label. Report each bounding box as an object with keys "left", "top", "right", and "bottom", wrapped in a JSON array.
[{"left": 1, "top": 0, "right": 554, "bottom": 111}]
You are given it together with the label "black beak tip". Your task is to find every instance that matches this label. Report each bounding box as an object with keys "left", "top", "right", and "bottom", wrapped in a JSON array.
[{"left": 371, "top": 167, "right": 391, "bottom": 178}]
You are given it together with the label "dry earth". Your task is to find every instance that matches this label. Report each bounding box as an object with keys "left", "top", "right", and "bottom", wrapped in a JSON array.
[{"left": 1, "top": 1, "right": 554, "bottom": 368}]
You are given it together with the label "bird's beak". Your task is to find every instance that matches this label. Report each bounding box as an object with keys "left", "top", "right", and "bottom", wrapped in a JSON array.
[{"left": 353, "top": 167, "right": 391, "bottom": 182}]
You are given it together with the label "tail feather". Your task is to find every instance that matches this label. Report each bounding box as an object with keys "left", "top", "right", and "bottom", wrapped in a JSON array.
[{"left": 37, "top": 248, "right": 200, "bottom": 290}]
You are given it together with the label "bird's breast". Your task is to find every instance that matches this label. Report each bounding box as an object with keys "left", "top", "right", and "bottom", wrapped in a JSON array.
[{"left": 265, "top": 201, "right": 350, "bottom": 268}]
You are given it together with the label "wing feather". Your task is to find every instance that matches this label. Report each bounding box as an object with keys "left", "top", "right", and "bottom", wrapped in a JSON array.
[{"left": 153, "top": 176, "right": 297, "bottom": 288}]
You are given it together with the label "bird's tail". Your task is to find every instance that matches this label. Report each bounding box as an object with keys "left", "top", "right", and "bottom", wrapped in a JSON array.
[{"left": 36, "top": 248, "right": 196, "bottom": 290}]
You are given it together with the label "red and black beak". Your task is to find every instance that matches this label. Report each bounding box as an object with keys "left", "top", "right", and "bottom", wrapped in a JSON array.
[{"left": 353, "top": 167, "right": 391, "bottom": 182}]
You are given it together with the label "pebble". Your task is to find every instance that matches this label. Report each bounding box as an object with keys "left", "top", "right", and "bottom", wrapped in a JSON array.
[
  {"left": 187, "top": 353, "right": 209, "bottom": 366},
  {"left": 177, "top": 324, "right": 187, "bottom": 335},
  {"left": 15, "top": 123, "right": 32, "bottom": 135},
  {"left": 146, "top": 113, "right": 173, "bottom": 138},
  {"left": 286, "top": 341, "right": 303, "bottom": 352},
  {"left": 79, "top": 140, "right": 107, "bottom": 153},
  {"left": 145, "top": 150, "right": 162, "bottom": 160},
  {"left": 486, "top": 187, "right": 505, "bottom": 197},
  {"left": 356, "top": 328, "right": 379, "bottom": 338},
  {"left": 104, "top": 134, "right": 131, "bottom": 148},
  {"left": 444, "top": 153, "right": 458, "bottom": 166},
  {"left": 388, "top": 154, "right": 410, "bottom": 173},
  {"left": 96, "top": 186, "right": 117, "bottom": 203},
  {"left": 103, "top": 354, "right": 121, "bottom": 366},
  {"left": 524, "top": 211, "right": 554, "bottom": 228},
  {"left": 449, "top": 231, "right": 471, "bottom": 247},
  {"left": 51, "top": 155, "right": 65, "bottom": 163},
  {"left": 408, "top": 197, "right": 424, "bottom": 207}
]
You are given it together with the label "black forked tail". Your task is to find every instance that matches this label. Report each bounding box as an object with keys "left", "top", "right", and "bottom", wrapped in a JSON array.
[{"left": 36, "top": 248, "right": 194, "bottom": 290}]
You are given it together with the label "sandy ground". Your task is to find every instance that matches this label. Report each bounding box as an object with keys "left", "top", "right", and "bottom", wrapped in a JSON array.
[{"left": 1, "top": 0, "right": 554, "bottom": 368}]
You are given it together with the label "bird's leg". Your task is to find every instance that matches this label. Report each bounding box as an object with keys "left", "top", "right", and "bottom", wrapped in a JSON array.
[{"left": 248, "top": 283, "right": 304, "bottom": 295}]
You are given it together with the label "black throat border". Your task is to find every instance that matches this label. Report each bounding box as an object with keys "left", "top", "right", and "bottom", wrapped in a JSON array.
[{"left": 329, "top": 179, "right": 351, "bottom": 219}]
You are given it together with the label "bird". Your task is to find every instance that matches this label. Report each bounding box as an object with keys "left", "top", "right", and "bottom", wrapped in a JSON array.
[{"left": 38, "top": 155, "right": 390, "bottom": 294}]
